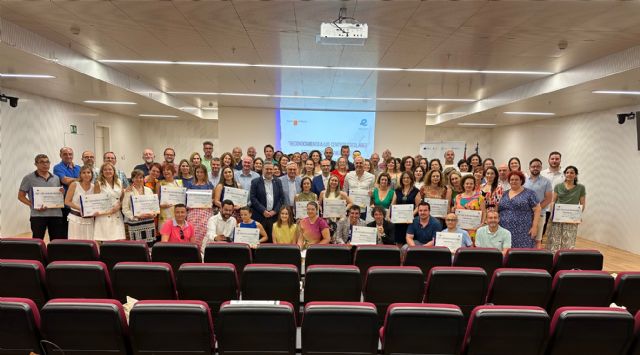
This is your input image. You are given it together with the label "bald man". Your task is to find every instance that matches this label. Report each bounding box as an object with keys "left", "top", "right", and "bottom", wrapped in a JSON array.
[
  {"left": 235, "top": 156, "right": 259, "bottom": 191},
  {"left": 134, "top": 148, "right": 155, "bottom": 176}
]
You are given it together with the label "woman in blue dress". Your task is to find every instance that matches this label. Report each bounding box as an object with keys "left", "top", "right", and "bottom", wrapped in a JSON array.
[{"left": 498, "top": 170, "right": 541, "bottom": 248}]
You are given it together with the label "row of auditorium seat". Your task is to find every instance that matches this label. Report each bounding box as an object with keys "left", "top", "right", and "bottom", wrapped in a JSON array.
[
  {"left": 2, "top": 259, "right": 639, "bottom": 319},
  {"left": 0, "top": 238, "right": 605, "bottom": 276},
  {"left": 1, "top": 297, "right": 639, "bottom": 355}
]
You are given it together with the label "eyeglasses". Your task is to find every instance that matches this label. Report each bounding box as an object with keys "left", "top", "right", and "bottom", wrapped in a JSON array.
[{"left": 445, "top": 219, "right": 457, "bottom": 222}]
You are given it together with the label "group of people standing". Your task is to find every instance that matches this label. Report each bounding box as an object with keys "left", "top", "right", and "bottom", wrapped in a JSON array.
[{"left": 19, "top": 143, "right": 585, "bottom": 254}]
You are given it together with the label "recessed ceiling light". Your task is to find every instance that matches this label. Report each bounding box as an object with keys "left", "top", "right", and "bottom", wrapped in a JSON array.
[
  {"left": 200, "top": 107, "right": 218, "bottom": 111},
  {"left": 504, "top": 111, "right": 555, "bottom": 116},
  {"left": 592, "top": 90, "right": 640, "bottom": 95},
  {"left": 0, "top": 73, "right": 56, "bottom": 78},
  {"left": 426, "top": 113, "right": 438, "bottom": 116},
  {"left": 83, "top": 100, "right": 137, "bottom": 105},
  {"left": 457, "top": 123, "right": 496, "bottom": 126},
  {"left": 167, "top": 91, "right": 475, "bottom": 102},
  {"left": 99, "top": 59, "right": 552, "bottom": 75},
  {"left": 138, "top": 114, "right": 179, "bottom": 118}
]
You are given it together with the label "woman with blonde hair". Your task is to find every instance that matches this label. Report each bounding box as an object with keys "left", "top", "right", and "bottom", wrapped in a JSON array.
[
  {"left": 64, "top": 165, "right": 95, "bottom": 240},
  {"left": 93, "top": 163, "right": 125, "bottom": 241}
]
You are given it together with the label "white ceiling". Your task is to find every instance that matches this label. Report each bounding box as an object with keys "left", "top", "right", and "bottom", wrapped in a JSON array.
[{"left": 1, "top": 0, "right": 640, "bottom": 125}]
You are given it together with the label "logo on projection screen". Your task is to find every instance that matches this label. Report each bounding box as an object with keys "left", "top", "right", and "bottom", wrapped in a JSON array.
[{"left": 293, "top": 120, "right": 298, "bottom": 126}]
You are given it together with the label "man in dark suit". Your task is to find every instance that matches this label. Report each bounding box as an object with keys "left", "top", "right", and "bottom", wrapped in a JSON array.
[
  {"left": 312, "top": 159, "right": 332, "bottom": 196},
  {"left": 250, "top": 161, "right": 284, "bottom": 241}
]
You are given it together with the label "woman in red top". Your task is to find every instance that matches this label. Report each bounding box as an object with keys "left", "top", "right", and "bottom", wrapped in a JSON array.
[{"left": 331, "top": 157, "right": 349, "bottom": 189}]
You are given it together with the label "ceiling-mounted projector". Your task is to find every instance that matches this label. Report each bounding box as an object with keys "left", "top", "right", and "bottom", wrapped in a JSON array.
[{"left": 316, "top": 7, "right": 368, "bottom": 46}]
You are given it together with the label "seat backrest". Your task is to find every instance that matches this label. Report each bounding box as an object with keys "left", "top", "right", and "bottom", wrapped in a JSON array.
[
  {"left": 40, "top": 299, "right": 129, "bottom": 355},
  {"left": 129, "top": 300, "right": 214, "bottom": 355},
  {"left": 425, "top": 266, "right": 488, "bottom": 318},
  {"left": 402, "top": 246, "right": 452, "bottom": 278},
  {"left": 504, "top": 248, "right": 553, "bottom": 272},
  {"left": 302, "top": 301, "right": 379, "bottom": 355},
  {"left": 176, "top": 262, "right": 238, "bottom": 315},
  {"left": 216, "top": 301, "right": 296, "bottom": 355},
  {"left": 45, "top": 261, "right": 112, "bottom": 299},
  {"left": 547, "top": 307, "right": 634, "bottom": 355},
  {"left": 241, "top": 263, "right": 300, "bottom": 322},
  {"left": 462, "top": 305, "right": 549, "bottom": 355},
  {"left": 254, "top": 243, "right": 302, "bottom": 272},
  {"left": 152, "top": 242, "right": 202, "bottom": 273},
  {"left": 486, "top": 268, "right": 552, "bottom": 308},
  {"left": 303, "top": 265, "right": 361, "bottom": 303},
  {"left": 548, "top": 270, "right": 614, "bottom": 314},
  {"left": 0, "top": 297, "right": 41, "bottom": 354},
  {"left": 628, "top": 311, "right": 640, "bottom": 355},
  {"left": 0, "top": 259, "right": 48, "bottom": 308},
  {"left": 354, "top": 245, "right": 401, "bottom": 275},
  {"left": 453, "top": 247, "right": 503, "bottom": 278},
  {"left": 99, "top": 240, "right": 150, "bottom": 272},
  {"left": 111, "top": 262, "right": 176, "bottom": 303},
  {"left": 203, "top": 243, "right": 252, "bottom": 275},
  {"left": 0, "top": 237, "right": 47, "bottom": 264},
  {"left": 304, "top": 244, "right": 353, "bottom": 270},
  {"left": 47, "top": 239, "right": 99, "bottom": 262},
  {"left": 552, "top": 249, "right": 603, "bottom": 274},
  {"left": 363, "top": 266, "right": 424, "bottom": 320},
  {"left": 381, "top": 303, "right": 465, "bottom": 355},
  {"left": 613, "top": 272, "right": 640, "bottom": 315}
]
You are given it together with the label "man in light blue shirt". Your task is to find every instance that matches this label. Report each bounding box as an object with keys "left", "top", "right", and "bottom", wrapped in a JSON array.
[
  {"left": 524, "top": 158, "right": 552, "bottom": 248},
  {"left": 279, "top": 162, "right": 301, "bottom": 207},
  {"left": 438, "top": 213, "right": 473, "bottom": 249},
  {"left": 235, "top": 156, "right": 259, "bottom": 191},
  {"left": 475, "top": 211, "right": 512, "bottom": 254}
]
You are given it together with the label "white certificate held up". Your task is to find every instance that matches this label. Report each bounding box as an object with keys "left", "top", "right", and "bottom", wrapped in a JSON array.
[
  {"left": 424, "top": 198, "right": 449, "bottom": 218},
  {"left": 351, "top": 225, "right": 377, "bottom": 245},
  {"left": 323, "top": 199, "right": 346, "bottom": 218},
  {"left": 435, "top": 232, "right": 463, "bottom": 253},
  {"left": 224, "top": 186, "right": 249, "bottom": 207},
  {"left": 160, "top": 186, "right": 186, "bottom": 206},
  {"left": 31, "top": 187, "right": 64, "bottom": 209},
  {"left": 349, "top": 188, "right": 370, "bottom": 208},
  {"left": 391, "top": 204, "right": 414, "bottom": 224},
  {"left": 553, "top": 204, "right": 582, "bottom": 224},
  {"left": 80, "top": 194, "right": 113, "bottom": 217},
  {"left": 234, "top": 227, "right": 260, "bottom": 247},
  {"left": 295, "top": 201, "right": 309, "bottom": 219},
  {"left": 131, "top": 194, "right": 160, "bottom": 217},
  {"left": 186, "top": 190, "right": 213, "bottom": 208},
  {"left": 455, "top": 209, "right": 482, "bottom": 230}
]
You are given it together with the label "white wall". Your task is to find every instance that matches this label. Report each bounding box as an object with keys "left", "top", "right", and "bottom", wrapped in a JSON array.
[
  {"left": 0, "top": 88, "right": 142, "bottom": 236},
  {"left": 424, "top": 126, "right": 494, "bottom": 162},
  {"left": 139, "top": 118, "right": 218, "bottom": 164},
  {"left": 375, "top": 112, "right": 427, "bottom": 157},
  {"left": 491, "top": 106, "right": 640, "bottom": 254},
  {"left": 218, "top": 107, "right": 275, "bottom": 157}
]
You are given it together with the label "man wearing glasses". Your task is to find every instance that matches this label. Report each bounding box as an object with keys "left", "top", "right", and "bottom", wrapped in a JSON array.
[
  {"left": 18, "top": 154, "right": 66, "bottom": 239},
  {"left": 524, "top": 158, "right": 553, "bottom": 248},
  {"left": 438, "top": 213, "right": 473, "bottom": 249}
]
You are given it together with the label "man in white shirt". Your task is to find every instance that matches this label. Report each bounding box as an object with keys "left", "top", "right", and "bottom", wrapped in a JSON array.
[
  {"left": 344, "top": 156, "right": 375, "bottom": 193},
  {"left": 540, "top": 151, "right": 564, "bottom": 236},
  {"left": 202, "top": 200, "right": 237, "bottom": 254},
  {"left": 497, "top": 164, "right": 511, "bottom": 191},
  {"left": 279, "top": 162, "right": 301, "bottom": 206}
]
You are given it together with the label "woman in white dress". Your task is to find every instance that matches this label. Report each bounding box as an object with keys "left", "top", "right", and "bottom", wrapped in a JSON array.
[
  {"left": 64, "top": 165, "right": 94, "bottom": 240},
  {"left": 93, "top": 163, "right": 125, "bottom": 241}
]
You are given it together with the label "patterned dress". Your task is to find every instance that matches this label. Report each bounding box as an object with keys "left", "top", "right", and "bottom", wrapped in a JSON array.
[
  {"left": 455, "top": 191, "right": 485, "bottom": 240},
  {"left": 186, "top": 181, "right": 214, "bottom": 249},
  {"left": 498, "top": 188, "right": 538, "bottom": 248}
]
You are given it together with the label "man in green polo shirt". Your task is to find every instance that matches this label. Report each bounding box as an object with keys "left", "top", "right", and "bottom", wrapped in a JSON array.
[{"left": 475, "top": 210, "right": 511, "bottom": 254}]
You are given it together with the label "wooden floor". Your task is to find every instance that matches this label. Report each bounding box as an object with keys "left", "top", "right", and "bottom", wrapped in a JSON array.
[{"left": 12, "top": 233, "right": 640, "bottom": 272}]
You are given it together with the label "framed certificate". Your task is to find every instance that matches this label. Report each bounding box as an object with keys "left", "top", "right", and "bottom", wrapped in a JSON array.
[
  {"left": 80, "top": 194, "right": 113, "bottom": 217},
  {"left": 351, "top": 225, "right": 377, "bottom": 245},
  {"left": 553, "top": 204, "right": 582, "bottom": 223},
  {"left": 455, "top": 209, "right": 482, "bottom": 229},
  {"left": 323, "top": 199, "right": 346, "bottom": 218},
  {"left": 349, "top": 188, "right": 370, "bottom": 208},
  {"left": 390, "top": 204, "right": 414, "bottom": 224},
  {"left": 424, "top": 198, "right": 449, "bottom": 218},
  {"left": 295, "top": 201, "right": 308, "bottom": 219},
  {"left": 186, "top": 190, "right": 213, "bottom": 208},
  {"left": 224, "top": 186, "right": 249, "bottom": 207},
  {"left": 160, "top": 186, "right": 186, "bottom": 206},
  {"left": 234, "top": 227, "right": 260, "bottom": 247},
  {"left": 131, "top": 194, "right": 160, "bottom": 217},
  {"left": 31, "top": 187, "right": 64, "bottom": 209},
  {"left": 435, "top": 232, "right": 463, "bottom": 253}
]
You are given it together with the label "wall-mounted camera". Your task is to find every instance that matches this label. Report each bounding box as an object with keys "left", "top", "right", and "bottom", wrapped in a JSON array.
[{"left": 0, "top": 94, "right": 19, "bottom": 108}]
